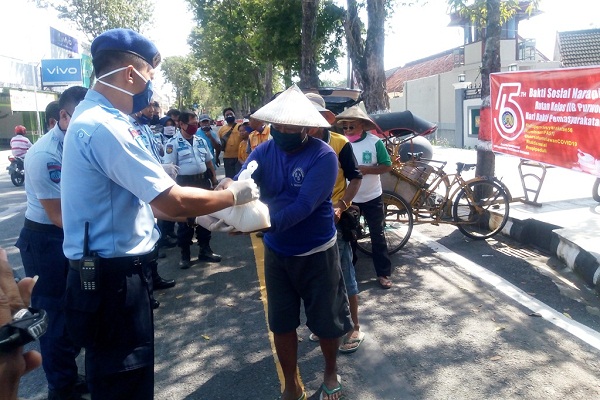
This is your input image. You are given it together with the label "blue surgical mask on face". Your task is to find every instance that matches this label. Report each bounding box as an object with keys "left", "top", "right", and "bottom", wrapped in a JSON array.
[
  {"left": 96, "top": 66, "right": 154, "bottom": 114},
  {"left": 270, "top": 126, "right": 307, "bottom": 152}
]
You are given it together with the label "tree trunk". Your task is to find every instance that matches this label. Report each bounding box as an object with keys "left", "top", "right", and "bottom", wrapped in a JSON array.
[
  {"left": 300, "top": 0, "right": 320, "bottom": 89},
  {"left": 344, "top": 0, "right": 389, "bottom": 113},
  {"left": 476, "top": 0, "right": 500, "bottom": 178},
  {"left": 345, "top": 0, "right": 365, "bottom": 90},
  {"left": 363, "top": 0, "right": 389, "bottom": 113},
  {"left": 263, "top": 62, "right": 274, "bottom": 105}
]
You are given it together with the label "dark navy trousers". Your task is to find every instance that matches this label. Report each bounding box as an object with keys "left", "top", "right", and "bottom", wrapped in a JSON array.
[{"left": 16, "top": 225, "right": 81, "bottom": 391}]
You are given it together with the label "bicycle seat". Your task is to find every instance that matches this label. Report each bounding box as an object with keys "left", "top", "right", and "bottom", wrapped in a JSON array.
[{"left": 456, "top": 162, "right": 476, "bottom": 173}]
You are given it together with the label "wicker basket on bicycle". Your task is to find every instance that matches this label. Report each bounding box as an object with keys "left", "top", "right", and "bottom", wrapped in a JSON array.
[{"left": 391, "top": 160, "right": 435, "bottom": 189}]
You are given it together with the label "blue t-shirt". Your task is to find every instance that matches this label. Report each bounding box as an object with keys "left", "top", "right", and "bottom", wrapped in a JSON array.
[
  {"left": 238, "top": 137, "right": 338, "bottom": 256},
  {"left": 61, "top": 90, "right": 174, "bottom": 259}
]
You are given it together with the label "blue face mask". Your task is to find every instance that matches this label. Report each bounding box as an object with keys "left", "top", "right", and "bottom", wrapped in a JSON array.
[
  {"left": 270, "top": 126, "right": 307, "bottom": 152},
  {"left": 138, "top": 114, "right": 157, "bottom": 125},
  {"left": 96, "top": 66, "right": 154, "bottom": 114}
]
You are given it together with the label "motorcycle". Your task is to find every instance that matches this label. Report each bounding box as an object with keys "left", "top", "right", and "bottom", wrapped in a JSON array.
[{"left": 6, "top": 155, "right": 25, "bottom": 186}]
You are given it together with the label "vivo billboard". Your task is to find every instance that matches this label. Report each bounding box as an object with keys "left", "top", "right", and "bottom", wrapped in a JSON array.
[{"left": 41, "top": 58, "right": 83, "bottom": 86}]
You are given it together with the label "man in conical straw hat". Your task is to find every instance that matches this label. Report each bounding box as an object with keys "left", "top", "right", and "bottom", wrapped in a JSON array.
[
  {"left": 222, "top": 84, "right": 352, "bottom": 400},
  {"left": 335, "top": 106, "right": 394, "bottom": 289}
]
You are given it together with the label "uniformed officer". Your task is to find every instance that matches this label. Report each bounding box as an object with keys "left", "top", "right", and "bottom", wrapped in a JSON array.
[
  {"left": 60, "top": 29, "right": 258, "bottom": 400},
  {"left": 163, "top": 111, "right": 221, "bottom": 269},
  {"left": 16, "top": 86, "right": 89, "bottom": 400},
  {"left": 131, "top": 103, "right": 177, "bottom": 307}
]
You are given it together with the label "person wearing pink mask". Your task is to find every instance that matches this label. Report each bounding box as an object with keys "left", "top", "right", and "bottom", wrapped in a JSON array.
[
  {"left": 163, "top": 111, "right": 221, "bottom": 269},
  {"left": 335, "top": 106, "right": 394, "bottom": 289}
]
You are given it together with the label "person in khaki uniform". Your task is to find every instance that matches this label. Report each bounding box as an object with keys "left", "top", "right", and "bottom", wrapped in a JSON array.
[{"left": 217, "top": 107, "right": 241, "bottom": 178}]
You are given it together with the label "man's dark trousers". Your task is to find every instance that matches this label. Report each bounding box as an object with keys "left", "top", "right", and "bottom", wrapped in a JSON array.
[
  {"left": 16, "top": 224, "right": 82, "bottom": 393},
  {"left": 354, "top": 195, "right": 392, "bottom": 277},
  {"left": 176, "top": 174, "right": 212, "bottom": 256}
]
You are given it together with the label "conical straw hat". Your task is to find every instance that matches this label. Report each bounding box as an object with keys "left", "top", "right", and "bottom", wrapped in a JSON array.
[
  {"left": 335, "top": 105, "right": 378, "bottom": 131},
  {"left": 251, "top": 84, "right": 331, "bottom": 128}
]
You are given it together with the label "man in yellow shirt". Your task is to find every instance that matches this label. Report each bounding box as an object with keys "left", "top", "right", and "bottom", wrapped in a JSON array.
[
  {"left": 247, "top": 116, "right": 271, "bottom": 153},
  {"left": 237, "top": 120, "right": 250, "bottom": 168},
  {"left": 217, "top": 107, "right": 241, "bottom": 178}
]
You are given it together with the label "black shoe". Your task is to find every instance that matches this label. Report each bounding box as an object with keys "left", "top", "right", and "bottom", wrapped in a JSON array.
[
  {"left": 151, "top": 299, "right": 160, "bottom": 309},
  {"left": 167, "top": 231, "right": 177, "bottom": 239},
  {"left": 158, "top": 251, "right": 167, "bottom": 259},
  {"left": 179, "top": 258, "right": 191, "bottom": 269},
  {"left": 198, "top": 246, "right": 222, "bottom": 262},
  {"left": 153, "top": 277, "right": 176, "bottom": 290}
]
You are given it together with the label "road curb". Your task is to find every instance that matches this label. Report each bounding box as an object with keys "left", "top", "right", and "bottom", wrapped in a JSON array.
[{"left": 501, "top": 214, "right": 600, "bottom": 291}]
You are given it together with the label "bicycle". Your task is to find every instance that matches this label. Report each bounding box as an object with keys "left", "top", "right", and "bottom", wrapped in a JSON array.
[{"left": 355, "top": 111, "right": 511, "bottom": 256}]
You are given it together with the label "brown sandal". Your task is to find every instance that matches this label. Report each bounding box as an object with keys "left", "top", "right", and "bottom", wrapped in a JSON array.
[{"left": 378, "top": 276, "right": 392, "bottom": 289}]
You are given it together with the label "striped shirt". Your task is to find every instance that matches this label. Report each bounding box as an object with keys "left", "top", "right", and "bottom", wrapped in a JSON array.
[{"left": 10, "top": 135, "right": 32, "bottom": 157}]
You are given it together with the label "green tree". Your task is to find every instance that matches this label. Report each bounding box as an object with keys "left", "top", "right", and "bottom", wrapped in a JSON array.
[
  {"left": 51, "top": 0, "right": 154, "bottom": 41},
  {"left": 447, "top": 0, "right": 539, "bottom": 177},
  {"left": 344, "top": 0, "right": 390, "bottom": 113},
  {"left": 161, "top": 56, "right": 196, "bottom": 110},
  {"left": 187, "top": 0, "right": 345, "bottom": 110}
]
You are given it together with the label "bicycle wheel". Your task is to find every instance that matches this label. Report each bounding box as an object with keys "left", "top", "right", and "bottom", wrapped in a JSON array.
[
  {"left": 593, "top": 178, "right": 600, "bottom": 202},
  {"left": 356, "top": 191, "right": 413, "bottom": 255},
  {"left": 452, "top": 180, "right": 509, "bottom": 240}
]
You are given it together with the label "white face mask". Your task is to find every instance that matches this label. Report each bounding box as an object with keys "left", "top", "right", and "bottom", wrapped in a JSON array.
[
  {"left": 96, "top": 66, "right": 147, "bottom": 96},
  {"left": 95, "top": 66, "right": 154, "bottom": 114},
  {"left": 163, "top": 126, "right": 176, "bottom": 136}
]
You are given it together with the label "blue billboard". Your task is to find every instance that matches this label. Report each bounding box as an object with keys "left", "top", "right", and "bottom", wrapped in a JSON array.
[
  {"left": 50, "top": 27, "right": 79, "bottom": 53},
  {"left": 41, "top": 58, "right": 83, "bottom": 86}
]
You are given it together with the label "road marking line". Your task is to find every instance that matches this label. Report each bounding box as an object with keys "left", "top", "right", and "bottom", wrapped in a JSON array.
[
  {"left": 250, "top": 233, "right": 304, "bottom": 394},
  {"left": 0, "top": 204, "right": 25, "bottom": 222},
  {"left": 411, "top": 230, "right": 600, "bottom": 351}
]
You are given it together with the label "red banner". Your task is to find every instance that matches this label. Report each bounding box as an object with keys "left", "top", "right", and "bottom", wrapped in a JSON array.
[{"left": 490, "top": 67, "right": 600, "bottom": 176}]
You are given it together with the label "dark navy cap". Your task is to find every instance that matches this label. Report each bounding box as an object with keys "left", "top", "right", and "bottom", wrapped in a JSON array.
[
  {"left": 91, "top": 28, "right": 161, "bottom": 68},
  {"left": 198, "top": 114, "right": 211, "bottom": 121}
]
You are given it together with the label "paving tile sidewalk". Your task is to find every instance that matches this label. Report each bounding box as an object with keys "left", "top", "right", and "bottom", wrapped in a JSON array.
[{"left": 433, "top": 146, "right": 600, "bottom": 290}]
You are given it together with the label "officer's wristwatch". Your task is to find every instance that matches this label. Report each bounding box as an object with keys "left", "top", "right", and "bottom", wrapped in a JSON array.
[{"left": 0, "top": 307, "right": 48, "bottom": 352}]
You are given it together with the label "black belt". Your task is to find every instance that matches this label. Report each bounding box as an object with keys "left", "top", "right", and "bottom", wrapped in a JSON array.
[
  {"left": 68, "top": 248, "right": 157, "bottom": 273},
  {"left": 24, "top": 218, "right": 63, "bottom": 234},
  {"left": 177, "top": 174, "right": 204, "bottom": 183}
]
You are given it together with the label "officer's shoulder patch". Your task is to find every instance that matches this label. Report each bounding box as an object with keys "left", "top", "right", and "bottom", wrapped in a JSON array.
[
  {"left": 47, "top": 162, "right": 61, "bottom": 183},
  {"left": 129, "top": 127, "right": 140, "bottom": 138},
  {"left": 166, "top": 144, "right": 173, "bottom": 154}
]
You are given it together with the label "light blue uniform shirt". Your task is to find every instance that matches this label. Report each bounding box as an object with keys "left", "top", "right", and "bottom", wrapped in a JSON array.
[
  {"left": 61, "top": 90, "right": 175, "bottom": 259},
  {"left": 24, "top": 124, "right": 64, "bottom": 225},
  {"left": 130, "top": 118, "right": 163, "bottom": 162},
  {"left": 163, "top": 131, "right": 212, "bottom": 176}
]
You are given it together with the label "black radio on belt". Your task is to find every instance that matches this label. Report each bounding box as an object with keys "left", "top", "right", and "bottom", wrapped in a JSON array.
[{"left": 80, "top": 221, "right": 99, "bottom": 291}]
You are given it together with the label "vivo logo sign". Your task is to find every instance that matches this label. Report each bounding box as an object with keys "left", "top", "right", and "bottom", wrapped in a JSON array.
[
  {"left": 41, "top": 59, "right": 83, "bottom": 86},
  {"left": 47, "top": 67, "right": 79, "bottom": 75}
]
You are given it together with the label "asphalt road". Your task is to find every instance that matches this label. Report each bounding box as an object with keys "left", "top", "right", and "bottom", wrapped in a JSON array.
[{"left": 2, "top": 151, "right": 600, "bottom": 400}]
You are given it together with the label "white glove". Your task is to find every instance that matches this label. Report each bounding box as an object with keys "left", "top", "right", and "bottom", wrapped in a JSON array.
[
  {"left": 226, "top": 180, "right": 259, "bottom": 205},
  {"left": 162, "top": 163, "right": 179, "bottom": 179}
]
